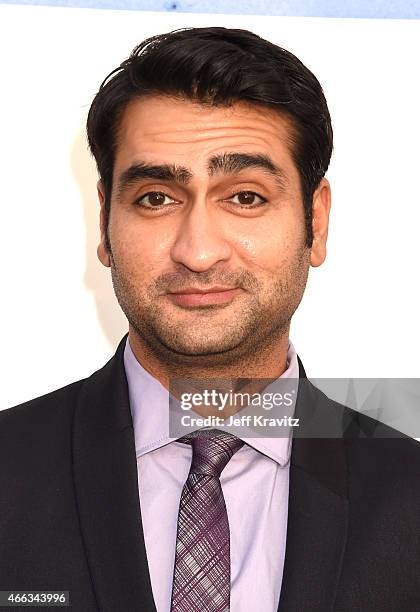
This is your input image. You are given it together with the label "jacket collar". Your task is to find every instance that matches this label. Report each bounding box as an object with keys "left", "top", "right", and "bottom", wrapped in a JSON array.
[
  {"left": 72, "top": 334, "right": 157, "bottom": 612},
  {"left": 278, "top": 354, "right": 349, "bottom": 610}
]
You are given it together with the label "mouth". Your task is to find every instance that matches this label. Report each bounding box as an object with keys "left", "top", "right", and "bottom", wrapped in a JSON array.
[{"left": 166, "top": 286, "right": 243, "bottom": 307}]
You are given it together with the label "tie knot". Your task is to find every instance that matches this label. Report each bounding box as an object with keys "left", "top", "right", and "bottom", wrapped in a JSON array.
[{"left": 177, "top": 428, "right": 244, "bottom": 477}]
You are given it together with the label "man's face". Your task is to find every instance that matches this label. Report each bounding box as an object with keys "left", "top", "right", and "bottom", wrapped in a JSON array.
[{"left": 98, "top": 95, "right": 330, "bottom": 365}]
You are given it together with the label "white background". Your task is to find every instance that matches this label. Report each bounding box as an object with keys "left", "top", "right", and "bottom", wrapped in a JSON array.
[{"left": 1, "top": 5, "right": 419, "bottom": 409}]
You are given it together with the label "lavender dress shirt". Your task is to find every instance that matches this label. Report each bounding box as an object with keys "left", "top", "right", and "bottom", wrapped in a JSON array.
[{"left": 124, "top": 337, "right": 299, "bottom": 612}]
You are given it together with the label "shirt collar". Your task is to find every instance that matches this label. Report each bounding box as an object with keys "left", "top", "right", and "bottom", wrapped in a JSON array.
[{"left": 124, "top": 336, "right": 299, "bottom": 467}]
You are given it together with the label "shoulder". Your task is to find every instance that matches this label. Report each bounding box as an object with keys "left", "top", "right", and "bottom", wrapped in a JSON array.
[
  {"left": 0, "top": 336, "right": 127, "bottom": 459},
  {"left": 344, "top": 407, "right": 420, "bottom": 484},
  {"left": 0, "top": 379, "right": 87, "bottom": 451},
  {"left": 324, "top": 388, "right": 420, "bottom": 489},
  {"left": 304, "top": 378, "right": 420, "bottom": 474}
]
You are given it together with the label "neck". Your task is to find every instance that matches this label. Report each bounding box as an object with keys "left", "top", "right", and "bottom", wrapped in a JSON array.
[
  {"left": 127, "top": 326, "right": 292, "bottom": 420},
  {"left": 127, "top": 324, "right": 291, "bottom": 392}
]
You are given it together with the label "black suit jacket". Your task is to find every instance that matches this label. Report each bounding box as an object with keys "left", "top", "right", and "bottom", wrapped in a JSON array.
[{"left": 1, "top": 334, "right": 420, "bottom": 611}]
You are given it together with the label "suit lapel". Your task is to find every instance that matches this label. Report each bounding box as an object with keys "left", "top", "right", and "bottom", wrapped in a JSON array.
[
  {"left": 72, "top": 334, "right": 157, "bottom": 612},
  {"left": 278, "top": 359, "right": 349, "bottom": 611}
]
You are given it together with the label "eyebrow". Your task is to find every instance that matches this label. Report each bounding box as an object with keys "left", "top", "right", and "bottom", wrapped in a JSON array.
[{"left": 116, "top": 152, "right": 288, "bottom": 199}]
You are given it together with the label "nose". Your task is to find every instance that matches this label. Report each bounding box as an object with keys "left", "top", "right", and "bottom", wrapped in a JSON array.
[{"left": 170, "top": 199, "right": 232, "bottom": 272}]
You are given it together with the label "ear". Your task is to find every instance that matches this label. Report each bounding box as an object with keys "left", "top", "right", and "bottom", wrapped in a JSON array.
[
  {"left": 310, "top": 177, "right": 331, "bottom": 267},
  {"left": 97, "top": 179, "right": 111, "bottom": 268}
]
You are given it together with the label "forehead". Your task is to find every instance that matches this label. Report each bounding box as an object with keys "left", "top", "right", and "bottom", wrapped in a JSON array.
[{"left": 114, "top": 95, "right": 298, "bottom": 174}]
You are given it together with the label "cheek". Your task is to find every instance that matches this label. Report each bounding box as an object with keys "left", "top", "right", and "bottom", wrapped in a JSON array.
[
  {"left": 232, "top": 210, "right": 304, "bottom": 273},
  {"left": 110, "top": 216, "right": 173, "bottom": 277}
]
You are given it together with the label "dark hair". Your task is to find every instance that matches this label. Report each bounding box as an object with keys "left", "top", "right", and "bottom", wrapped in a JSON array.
[{"left": 86, "top": 27, "right": 333, "bottom": 247}]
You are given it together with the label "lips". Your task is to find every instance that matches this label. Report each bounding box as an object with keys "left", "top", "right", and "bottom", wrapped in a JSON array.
[
  {"left": 166, "top": 286, "right": 242, "bottom": 307},
  {"left": 170, "top": 286, "right": 236, "bottom": 294}
]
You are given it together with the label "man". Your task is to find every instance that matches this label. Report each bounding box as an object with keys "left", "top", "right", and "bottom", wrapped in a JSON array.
[{"left": 1, "top": 26, "right": 419, "bottom": 612}]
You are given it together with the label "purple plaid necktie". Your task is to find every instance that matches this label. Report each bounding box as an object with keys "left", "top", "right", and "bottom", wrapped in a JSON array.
[{"left": 170, "top": 428, "right": 245, "bottom": 612}]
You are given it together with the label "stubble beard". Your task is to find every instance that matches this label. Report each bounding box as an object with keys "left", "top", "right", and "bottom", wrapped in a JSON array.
[{"left": 108, "top": 246, "right": 310, "bottom": 371}]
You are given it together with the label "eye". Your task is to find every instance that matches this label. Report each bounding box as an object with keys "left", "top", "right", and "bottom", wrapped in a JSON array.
[
  {"left": 228, "top": 191, "right": 267, "bottom": 208},
  {"left": 134, "top": 191, "right": 176, "bottom": 208}
]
